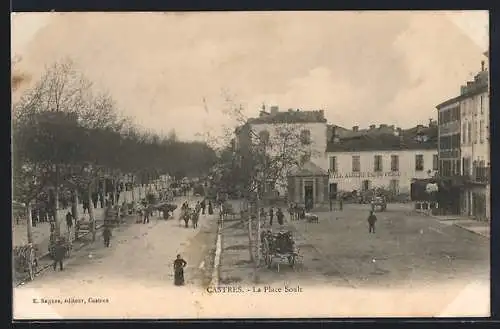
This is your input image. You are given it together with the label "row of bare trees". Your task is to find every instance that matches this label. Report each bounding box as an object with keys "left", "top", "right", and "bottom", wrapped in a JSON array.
[{"left": 12, "top": 58, "right": 217, "bottom": 245}]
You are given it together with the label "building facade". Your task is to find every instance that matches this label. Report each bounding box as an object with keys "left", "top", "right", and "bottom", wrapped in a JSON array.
[
  {"left": 325, "top": 125, "right": 438, "bottom": 197},
  {"left": 436, "top": 100, "right": 461, "bottom": 177},
  {"left": 436, "top": 59, "right": 490, "bottom": 220},
  {"left": 234, "top": 106, "right": 328, "bottom": 196}
]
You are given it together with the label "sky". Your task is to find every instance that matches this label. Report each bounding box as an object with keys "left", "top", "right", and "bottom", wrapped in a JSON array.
[{"left": 11, "top": 11, "right": 489, "bottom": 142}]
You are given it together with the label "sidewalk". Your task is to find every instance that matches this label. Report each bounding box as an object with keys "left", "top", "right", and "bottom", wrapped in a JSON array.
[
  {"left": 431, "top": 216, "right": 490, "bottom": 239},
  {"left": 12, "top": 186, "right": 146, "bottom": 253},
  {"left": 452, "top": 219, "right": 490, "bottom": 239}
]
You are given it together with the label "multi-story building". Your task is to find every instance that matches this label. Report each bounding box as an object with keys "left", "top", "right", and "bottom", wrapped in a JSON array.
[
  {"left": 325, "top": 124, "right": 438, "bottom": 197},
  {"left": 436, "top": 99, "right": 461, "bottom": 177},
  {"left": 234, "top": 105, "right": 328, "bottom": 196},
  {"left": 436, "top": 59, "right": 489, "bottom": 220}
]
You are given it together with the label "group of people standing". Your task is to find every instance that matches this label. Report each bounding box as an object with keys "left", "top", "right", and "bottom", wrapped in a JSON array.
[{"left": 260, "top": 207, "right": 285, "bottom": 226}]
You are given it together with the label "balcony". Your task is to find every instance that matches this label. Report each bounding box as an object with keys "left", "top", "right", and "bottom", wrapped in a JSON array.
[{"left": 471, "top": 166, "right": 490, "bottom": 184}]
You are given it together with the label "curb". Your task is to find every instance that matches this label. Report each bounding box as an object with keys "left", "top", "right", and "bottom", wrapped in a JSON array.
[
  {"left": 453, "top": 223, "right": 490, "bottom": 239},
  {"left": 210, "top": 216, "right": 223, "bottom": 287}
]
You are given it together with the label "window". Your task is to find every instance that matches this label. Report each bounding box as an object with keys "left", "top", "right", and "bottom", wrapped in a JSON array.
[
  {"left": 258, "top": 130, "right": 270, "bottom": 145},
  {"left": 415, "top": 154, "right": 424, "bottom": 171},
  {"left": 433, "top": 154, "right": 438, "bottom": 171},
  {"left": 374, "top": 155, "right": 383, "bottom": 172},
  {"left": 473, "top": 121, "right": 478, "bottom": 144},
  {"left": 390, "top": 155, "right": 399, "bottom": 171},
  {"left": 480, "top": 95, "right": 484, "bottom": 114},
  {"left": 329, "top": 156, "right": 337, "bottom": 172},
  {"left": 352, "top": 155, "right": 360, "bottom": 172},
  {"left": 300, "top": 129, "right": 311, "bottom": 145},
  {"left": 467, "top": 122, "right": 472, "bottom": 144},
  {"left": 480, "top": 120, "right": 484, "bottom": 143},
  {"left": 462, "top": 123, "right": 467, "bottom": 143}
]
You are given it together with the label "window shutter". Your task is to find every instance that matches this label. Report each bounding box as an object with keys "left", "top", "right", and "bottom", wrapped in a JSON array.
[
  {"left": 316, "top": 177, "right": 321, "bottom": 199},
  {"left": 323, "top": 176, "right": 329, "bottom": 202},
  {"left": 298, "top": 179, "right": 303, "bottom": 203}
]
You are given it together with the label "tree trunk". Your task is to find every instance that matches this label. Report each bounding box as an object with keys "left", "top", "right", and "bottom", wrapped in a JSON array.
[
  {"left": 248, "top": 210, "right": 254, "bottom": 262},
  {"left": 54, "top": 165, "right": 61, "bottom": 237},
  {"left": 88, "top": 184, "right": 96, "bottom": 242},
  {"left": 26, "top": 202, "right": 33, "bottom": 244}
]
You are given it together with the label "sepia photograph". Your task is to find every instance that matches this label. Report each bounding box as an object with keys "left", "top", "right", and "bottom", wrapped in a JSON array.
[{"left": 11, "top": 11, "right": 490, "bottom": 319}]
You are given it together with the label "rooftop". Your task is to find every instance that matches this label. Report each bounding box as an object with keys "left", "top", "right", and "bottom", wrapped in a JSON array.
[
  {"left": 436, "top": 67, "right": 489, "bottom": 109},
  {"left": 247, "top": 106, "right": 327, "bottom": 124},
  {"left": 326, "top": 124, "right": 437, "bottom": 152},
  {"left": 288, "top": 160, "right": 328, "bottom": 177}
]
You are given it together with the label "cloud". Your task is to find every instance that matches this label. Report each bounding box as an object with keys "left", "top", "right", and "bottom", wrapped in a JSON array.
[{"left": 11, "top": 11, "right": 488, "bottom": 140}]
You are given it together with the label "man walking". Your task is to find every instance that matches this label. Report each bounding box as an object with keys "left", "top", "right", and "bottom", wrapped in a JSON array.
[
  {"left": 103, "top": 226, "right": 112, "bottom": 247},
  {"left": 52, "top": 239, "right": 66, "bottom": 271},
  {"left": 277, "top": 208, "right": 284, "bottom": 226},
  {"left": 269, "top": 207, "right": 274, "bottom": 226},
  {"left": 66, "top": 211, "right": 73, "bottom": 234},
  {"left": 201, "top": 199, "right": 206, "bottom": 215},
  {"left": 367, "top": 210, "right": 377, "bottom": 234}
]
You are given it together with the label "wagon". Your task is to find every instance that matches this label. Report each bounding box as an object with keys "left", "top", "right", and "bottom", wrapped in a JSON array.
[
  {"left": 370, "top": 196, "right": 387, "bottom": 212},
  {"left": 261, "top": 230, "right": 302, "bottom": 272}
]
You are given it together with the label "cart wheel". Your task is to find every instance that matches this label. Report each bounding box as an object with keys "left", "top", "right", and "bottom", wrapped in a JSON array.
[{"left": 28, "top": 248, "right": 35, "bottom": 281}]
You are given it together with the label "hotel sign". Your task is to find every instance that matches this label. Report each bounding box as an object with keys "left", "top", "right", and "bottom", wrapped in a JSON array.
[{"left": 329, "top": 171, "right": 401, "bottom": 179}]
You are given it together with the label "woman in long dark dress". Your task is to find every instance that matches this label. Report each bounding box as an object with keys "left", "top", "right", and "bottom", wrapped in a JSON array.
[
  {"left": 173, "top": 254, "right": 187, "bottom": 286},
  {"left": 208, "top": 201, "right": 213, "bottom": 215}
]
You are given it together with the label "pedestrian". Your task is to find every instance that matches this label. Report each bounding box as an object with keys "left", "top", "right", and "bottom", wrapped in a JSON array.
[
  {"left": 66, "top": 211, "right": 73, "bottom": 233},
  {"left": 277, "top": 208, "right": 284, "bottom": 226},
  {"left": 83, "top": 198, "right": 90, "bottom": 214},
  {"left": 339, "top": 197, "right": 343, "bottom": 211},
  {"left": 143, "top": 208, "right": 150, "bottom": 224},
  {"left": 269, "top": 207, "right": 274, "bottom": 226},
  {"left": 368, "top": 210, "right": 377, "bottom": 234},
  {"left": 52, "top": 238, "right": 66, "bottom": 271},
  {"left": 208, "top": 201, "right": 214, "bottom": 215},
  {"left": 103, "top": 226, "right": 112, "bottom": 247},
  {"left": 99, "top": 193, "right": 104, "bottom": 208},
  {"left": 201, "top": 199, "right": 206, "bottom": 215},
  {"left": 260, "top": 208, "right": 266, "bottom": 221},
  {"left": 92, "top": 192, "right": 98, "bottom": 209},
  {"left": 173, "top": 254, "right": 187, "bottom": 286}
]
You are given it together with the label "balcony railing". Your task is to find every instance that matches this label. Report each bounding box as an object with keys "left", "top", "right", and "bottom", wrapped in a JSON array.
[{"left": 471, "top": 166, "right": 490, "bottom": 183}]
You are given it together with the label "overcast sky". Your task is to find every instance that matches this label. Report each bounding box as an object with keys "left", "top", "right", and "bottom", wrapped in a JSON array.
[{"left": 11, "top": 11, "right": 488, "bottom": 141}]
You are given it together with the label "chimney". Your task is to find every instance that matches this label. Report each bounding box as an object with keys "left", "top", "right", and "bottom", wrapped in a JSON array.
[
  {"left": 460, "top": 85, "right": 467, "bottom": 94},
  {"left": 270, "top": 106, "right": 279, "bottom": 115},
  {"left": 481, "top": 60, "right": 485, "bottom": 71},
  {"left": 369, "top": 124, "right": 376, "bottom": 130},
  {"left": 379, "top": 124, "right": 388, "bottom": 129},
  {"left": 352, "top": 126, "right": 359, "bottom": 132},
  {"left": 467, "top": 81, "right": 473, "bottom": 87},
  {"left": 416, "top": 124, "right": 424, "bottom": 129}
]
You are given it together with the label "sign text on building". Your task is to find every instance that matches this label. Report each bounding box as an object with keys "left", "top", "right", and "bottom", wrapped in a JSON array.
[{"left": 329, "top": 171, "right": 401, "bottom": 179}]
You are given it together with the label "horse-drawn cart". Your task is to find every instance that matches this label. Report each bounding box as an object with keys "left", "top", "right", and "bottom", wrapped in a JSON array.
[{"left": 261, "top": 230, "right": 302, "bottom": 272}]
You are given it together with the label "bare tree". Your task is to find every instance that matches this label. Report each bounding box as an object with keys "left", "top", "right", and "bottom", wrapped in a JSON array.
[{"left": 214, "top": 91, "right": 315, "bottom": 281}]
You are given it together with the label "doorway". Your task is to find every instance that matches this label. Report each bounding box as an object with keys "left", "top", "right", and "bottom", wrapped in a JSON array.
[
  {"left": 304, "top": 181, "right": 314, "bottom": 211},
  {"left": 329, "top": 183, "right": 338, "bottom": 200}
]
